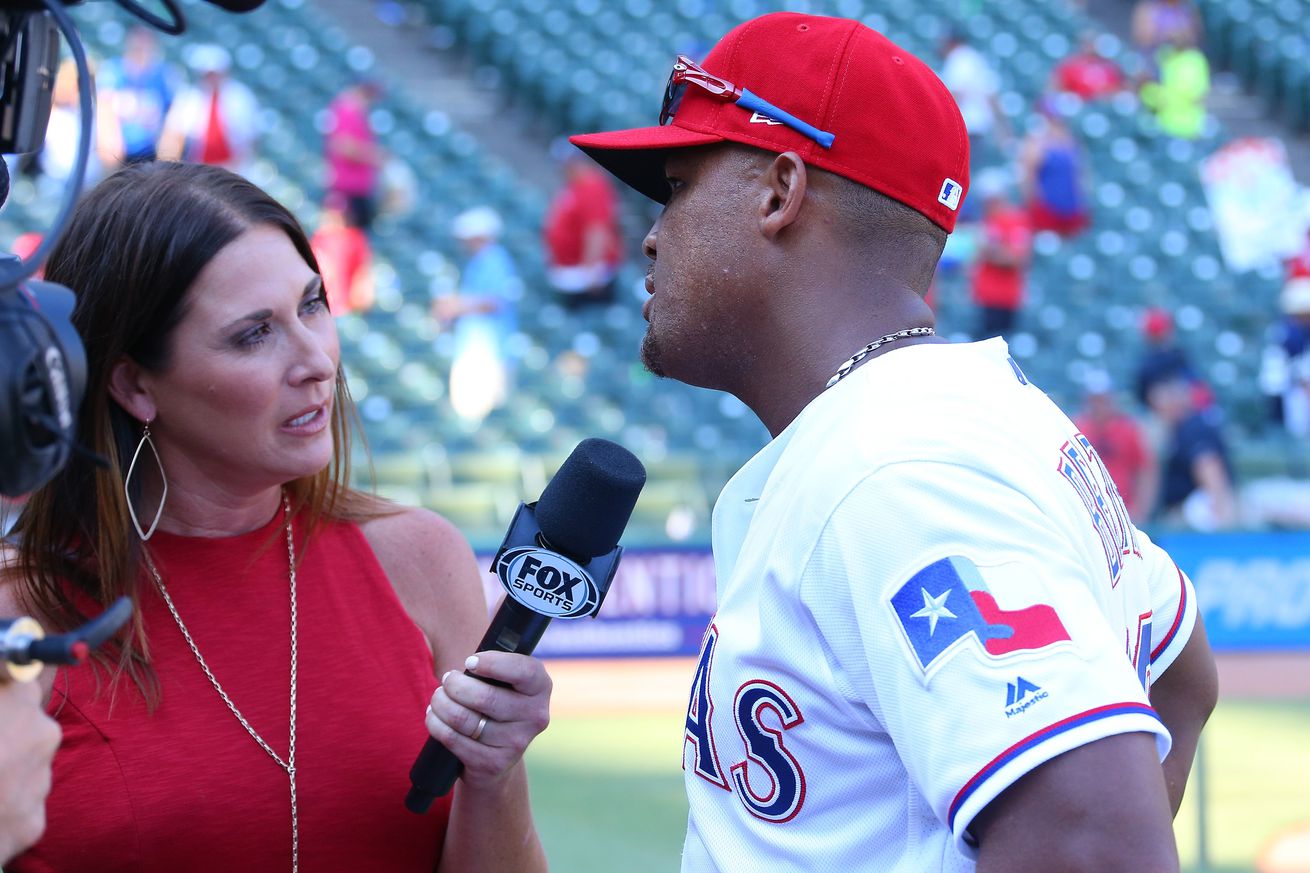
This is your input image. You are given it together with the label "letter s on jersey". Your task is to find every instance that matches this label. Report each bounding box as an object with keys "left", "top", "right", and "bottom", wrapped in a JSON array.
[
  {"left": 731, "top": 681, "right": 807, "bottom": 822},
  {"left": 684, "top": 625, "right": 807, "bottom": 821}
]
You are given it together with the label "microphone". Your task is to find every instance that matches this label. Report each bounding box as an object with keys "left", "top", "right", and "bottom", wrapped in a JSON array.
[{"left": 404, "top": 438, "right": 646, "bottom": 814}]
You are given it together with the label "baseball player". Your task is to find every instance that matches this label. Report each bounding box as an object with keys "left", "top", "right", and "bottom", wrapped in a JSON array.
[{"left": 571, "top": 13, "right": 1217, "bottom": 872}]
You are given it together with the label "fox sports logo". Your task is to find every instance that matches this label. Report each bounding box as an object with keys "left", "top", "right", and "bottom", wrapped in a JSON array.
[{"left": 495, "top": 547, "right": 600, "bottom": 619}]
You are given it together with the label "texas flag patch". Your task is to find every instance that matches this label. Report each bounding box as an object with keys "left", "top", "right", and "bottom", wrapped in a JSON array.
[{"left": 890, "top": 556, "right": 1071, "bottom": 677}]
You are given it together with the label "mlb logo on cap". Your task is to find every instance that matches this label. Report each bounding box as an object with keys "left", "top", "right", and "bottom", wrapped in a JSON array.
[{"left": 938, "top": 178, "right": 963, "bottom": 211}]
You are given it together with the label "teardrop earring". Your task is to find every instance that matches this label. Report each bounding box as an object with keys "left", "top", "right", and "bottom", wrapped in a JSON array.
[{"left": 124, "top": 418, "right": 168, "bottom": 541}]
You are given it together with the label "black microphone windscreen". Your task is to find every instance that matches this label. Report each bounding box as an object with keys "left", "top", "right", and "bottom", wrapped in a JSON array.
[
  {"left": 536, "top": 438, "right": 646, "bottom": 559},
  {"left": 0, "top": 159, "right": 10, "bottom": 211},
  {"left": 198, "top": 0, "right": 267, "bottom": 10}
]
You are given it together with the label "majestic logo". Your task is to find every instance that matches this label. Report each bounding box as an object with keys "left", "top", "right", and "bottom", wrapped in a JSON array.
[
  {"left": 749, "top": 111, "right": 783, "bottom": 125},
  {"left": 493, "top": 547, "right": 599, "bottom": 618},
  {"left": 890, "top": 556, "right": 1072, "bottom": 677},
  {"left": 938, "top": 178, "right": 963, "bottom": 211},
  {"left": 1004, "top": 676, "right": 1051, "bottom": 718},
  {"left": 1006, "top": 676, "right": 1042, "bottom": 706}
]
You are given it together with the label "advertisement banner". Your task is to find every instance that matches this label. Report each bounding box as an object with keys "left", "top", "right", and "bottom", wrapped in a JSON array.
[
  {"left": 480, "top": 534, "right": 1310, "bottom": 656},
  {"left": 1158, "top": 532, "right": 1310, "bottom": 651}
]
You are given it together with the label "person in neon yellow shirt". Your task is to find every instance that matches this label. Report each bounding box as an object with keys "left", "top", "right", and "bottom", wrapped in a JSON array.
[{"left": 1141, "top": 39, "right": 1210, "bottom": 139}]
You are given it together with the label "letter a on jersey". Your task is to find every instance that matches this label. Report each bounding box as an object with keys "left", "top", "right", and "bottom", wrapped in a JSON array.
[{"left": 889, "top": 556, "right": 1071, "bottom": 678}]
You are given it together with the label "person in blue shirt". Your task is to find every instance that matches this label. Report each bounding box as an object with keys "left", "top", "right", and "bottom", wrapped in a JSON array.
[
  {"left": 431, "top": 207, "right": 521, "bottom": 423},
  {"left": 98, "top": 27, "right": 179, "bottom": 166}
]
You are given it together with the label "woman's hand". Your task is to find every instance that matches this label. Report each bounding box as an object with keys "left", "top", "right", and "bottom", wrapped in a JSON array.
[{"left": 424, "top": 651, "right": 552, "bottom": 788}]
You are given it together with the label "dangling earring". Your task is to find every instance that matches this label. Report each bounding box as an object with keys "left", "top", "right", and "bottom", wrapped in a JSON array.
[{"left": 125, "top": 417, "right": 167, "bottom": 541}]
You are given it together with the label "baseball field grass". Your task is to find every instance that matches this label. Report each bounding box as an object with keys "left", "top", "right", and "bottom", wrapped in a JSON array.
[{"left": 527, "top": 659, "right": 1310, "bottom": 873}]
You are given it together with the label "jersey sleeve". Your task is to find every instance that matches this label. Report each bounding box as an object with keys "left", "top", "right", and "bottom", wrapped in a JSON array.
[
  {"left": 1136, "top": 528, "right": 1198, "bottom": 679},
  {"left": 802, "top": 460, "right": 1171, "bottom": 859}
]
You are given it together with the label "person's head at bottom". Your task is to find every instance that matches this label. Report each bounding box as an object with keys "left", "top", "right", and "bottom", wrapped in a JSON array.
[{"left": 571, "top": 13, "right": 970, "bottom": 435}]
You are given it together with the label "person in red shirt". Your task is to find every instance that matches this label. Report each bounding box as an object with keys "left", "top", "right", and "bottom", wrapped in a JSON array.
[
  {"left": 1074, "top": 372, "right": 1154, "bottom": 521},
  {"left": 310, "top": 194, "right": 374, "bottom": 316},
  {"left": 1050, "top": 33, "right": 1125, "bottom": 101},
  {"left": 971, "top": 185, "right": 1033, "bottom": 338},
  {"left": 543, "top": 151, "right": 624, "bottom": 309}
]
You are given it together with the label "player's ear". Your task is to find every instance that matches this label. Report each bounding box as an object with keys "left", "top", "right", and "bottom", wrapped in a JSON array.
[{"left": 758, "top": 151, "right": 807, "bottom": 240}]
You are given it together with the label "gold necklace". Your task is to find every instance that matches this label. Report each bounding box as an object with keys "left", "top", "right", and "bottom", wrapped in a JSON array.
[{"left": 146, "top": 493, "right": 299, "bottom": 873}]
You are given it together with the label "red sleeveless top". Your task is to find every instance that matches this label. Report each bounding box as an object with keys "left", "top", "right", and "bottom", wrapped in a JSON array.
[{"left": 12, "top": 510, "right": 453, "bottom": 872}]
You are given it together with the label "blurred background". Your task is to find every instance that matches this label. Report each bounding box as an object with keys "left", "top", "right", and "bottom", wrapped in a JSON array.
[{"left": 2, "top": 0, "right": 1308, "bottom": 869}]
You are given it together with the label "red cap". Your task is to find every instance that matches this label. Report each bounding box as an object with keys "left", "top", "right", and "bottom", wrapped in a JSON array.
[
  {"left": 1143, "top": 307, "right": 1173, "bottom": 339},
  {"left": 569, "top": 13, "right": 970, "bottom": 232}
]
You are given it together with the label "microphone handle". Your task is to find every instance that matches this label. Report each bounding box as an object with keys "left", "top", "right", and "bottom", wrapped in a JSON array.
[{"left": 405, "top": 599, "right": 554, "bottom": 813}]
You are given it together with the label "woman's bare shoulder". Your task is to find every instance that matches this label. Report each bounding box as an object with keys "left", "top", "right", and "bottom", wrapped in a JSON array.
[{"left": 357, "top": 506, "right": 489, "bottom": 672}]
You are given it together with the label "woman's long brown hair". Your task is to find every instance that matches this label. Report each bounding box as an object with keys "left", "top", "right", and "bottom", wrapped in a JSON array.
[{"left": 7, "top": 162, "right": 391, "bottom": 708}]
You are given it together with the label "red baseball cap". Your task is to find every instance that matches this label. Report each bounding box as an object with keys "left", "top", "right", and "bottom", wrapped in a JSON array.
[
  {"left": 1142, "top": 307, "right": 1173, "bottom": 339},
  {"left": 569, "top": 12, "right": 970, "bottom": 233}
]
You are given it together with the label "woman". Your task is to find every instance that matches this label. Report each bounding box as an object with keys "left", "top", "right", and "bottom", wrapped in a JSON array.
[{"left": 0, "top": 162, "right": 551, "bottom": 872}]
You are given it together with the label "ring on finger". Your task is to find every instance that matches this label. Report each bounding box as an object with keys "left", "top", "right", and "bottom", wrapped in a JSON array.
[{"left": 470, "top": 715, "right": 488, "bottom": 742}]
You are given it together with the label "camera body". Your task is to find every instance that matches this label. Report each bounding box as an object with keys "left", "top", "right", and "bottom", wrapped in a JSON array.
[
  {"left": 0, "top": 9, "right": 60, "bottom": 154},
  {"left": 0, "top": 265, "right": 84, "bottom": 497},
  {"left": 0, "top": 4, "right": 82, "bottom": 497}
]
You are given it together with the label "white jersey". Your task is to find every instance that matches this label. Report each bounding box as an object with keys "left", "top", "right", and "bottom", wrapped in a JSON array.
[{"left": 681, "top": 339, "right": 1196, "bottom": 872}]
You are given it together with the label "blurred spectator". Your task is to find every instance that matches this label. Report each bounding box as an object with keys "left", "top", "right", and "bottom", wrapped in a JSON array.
[
  {"left": 158, "top": 45, "right": 260, "bottom": 172},
  {"left": 38, "top": 58, "right": 105, "bottom": 191},
  {"left": 544, "top": 151, "right": 624, "bottom": 310},
  {"left": 1285, "top": 228, "right": 1310, "bottom": 281},
  {"left": 940, "top": 31, "right": 1008, "bottom": 147},
  {"left": 970, "top": 180, "right": 1032, "bottom": 339},
  {"left": 1147, "top": 371, "right": 1237, "bottom": 530},
  {"left": 1131, "top": 0, "right": 1203, "bottom": 65},
  {"left": 1074, "top": 372, "right": 1153, "bottom": 520},
  {"left": 97, "top": 26, "right": 178, "bottom": 166},
  {"left": 324, "top": 78, "right": 384, "bottom": 233},
  {"left": 433, "top": 207, "right": 521, "bottom": 424},
  {"left": 1258, "top": 278, "right": 1310, "bottom": 438},
  {"left": 1139, "top": 40, "right": 1210, "bottom": 139},
  {"left": 1133, "top": 307, "right": 1214, "bottom": 411},
  {"left": 1050, "top": 32, "right": 1125, "bottom": 101},
  {"left": 1019, "top": 99, "right": 1090, "bottom": 237},
  {"left": 310, "top": 194, "right": 374, "bottom": 317}
]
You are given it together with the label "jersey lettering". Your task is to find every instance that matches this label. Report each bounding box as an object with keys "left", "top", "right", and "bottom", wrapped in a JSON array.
[
  {"left": 1128, "top": 611, "right": 1153, "bottom": 690},
  {"left": 1057, "top": 434, "right": 1139, "bottom": 587},
  {"left": 684, "top": 624, "right": 730, "bottom": 790},
  {"left": 731, "top": 680, "right": 807, "bottom": 823}
]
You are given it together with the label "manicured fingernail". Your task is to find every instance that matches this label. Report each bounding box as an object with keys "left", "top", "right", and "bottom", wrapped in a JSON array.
[
  {"left": 441, "top": 671, "right": 451, "bottom": 684},
  {"left": 465, "top": 655, "right": 479, "bottom": 672}
]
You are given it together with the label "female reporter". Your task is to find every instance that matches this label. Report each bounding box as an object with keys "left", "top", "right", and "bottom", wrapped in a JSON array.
[{"left": 0, "top": 161, "right": 550, "bottom": 872}]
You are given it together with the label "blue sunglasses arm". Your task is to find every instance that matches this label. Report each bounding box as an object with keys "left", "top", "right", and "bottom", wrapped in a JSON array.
[{"left": 736, "top": 88, "right": 836, "bottom": 148}]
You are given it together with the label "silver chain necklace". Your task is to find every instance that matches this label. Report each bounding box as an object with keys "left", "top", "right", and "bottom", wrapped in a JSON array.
[
  {"left": 146, "top": 493, "right": 299, "bottom": 873},
  {"left": 825, "top": 327, "right": 935, "bottom": 389}
]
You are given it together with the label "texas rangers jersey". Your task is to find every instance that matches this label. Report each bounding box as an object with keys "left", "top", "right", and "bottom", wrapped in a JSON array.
[{"left": 681, "top": 338, "right": 1196, "bottom": 872}]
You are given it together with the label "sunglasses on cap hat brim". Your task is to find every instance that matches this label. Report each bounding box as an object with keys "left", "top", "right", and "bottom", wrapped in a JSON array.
[{"left": 659, "top": 55, "right": 835, "bottom": 149}]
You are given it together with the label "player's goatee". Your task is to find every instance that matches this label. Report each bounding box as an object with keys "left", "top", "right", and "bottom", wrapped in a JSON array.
[{"left": 641, "top": 329, "right": 666, "bottom": 378}]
